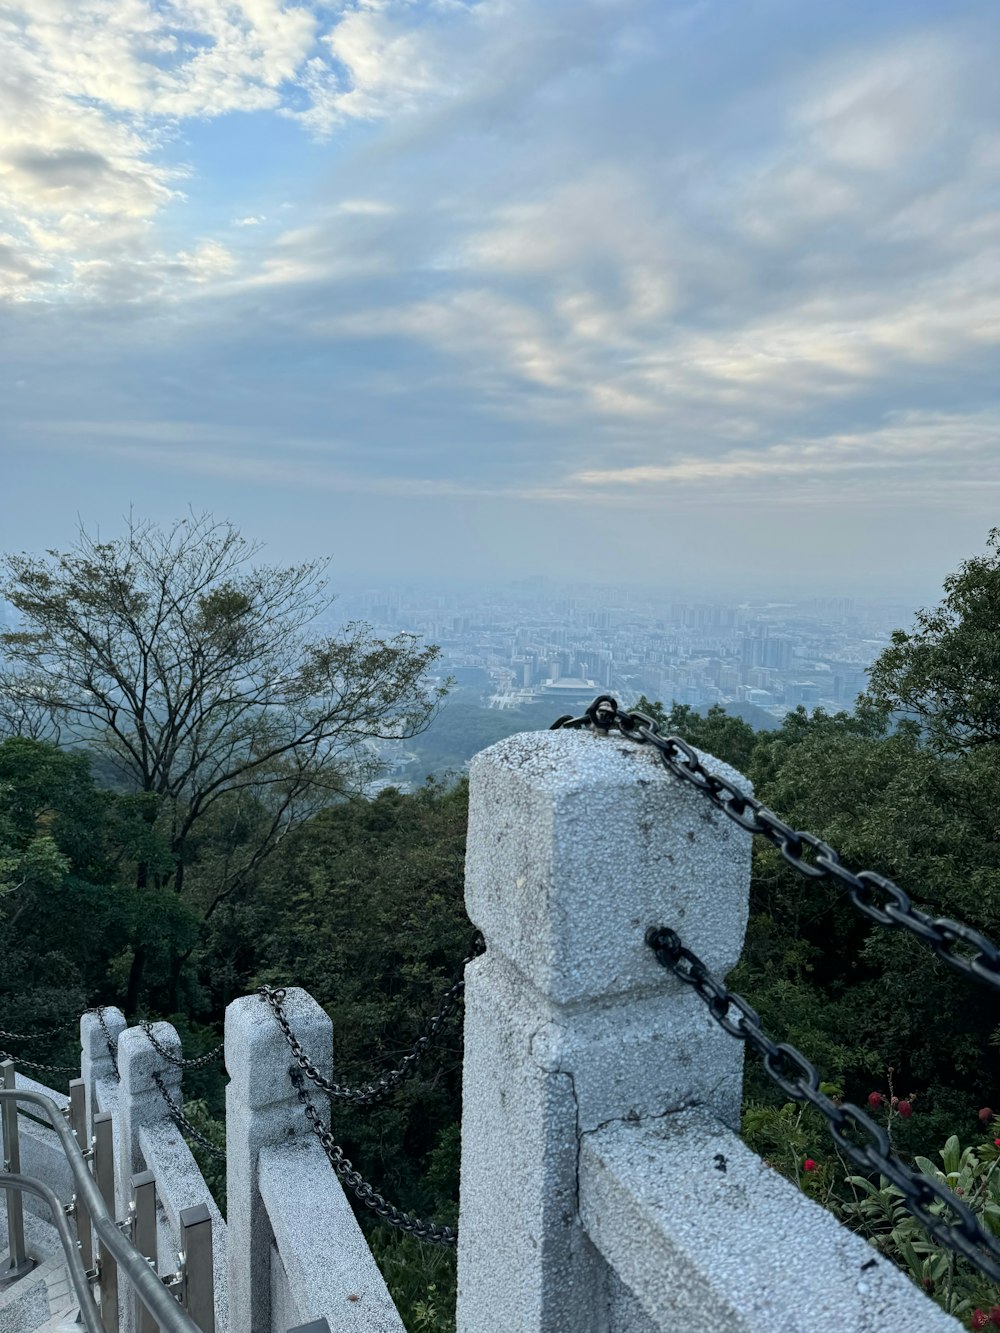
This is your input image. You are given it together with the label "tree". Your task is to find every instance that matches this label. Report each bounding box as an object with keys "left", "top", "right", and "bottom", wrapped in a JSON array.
[
  {"left": 0, "top": 514, "right": 444, "bottom": 1010},
  {"left": 633, "top": 696, "right": 758, "bottom": 773},
  {"left": 865, "top": 528, "right": 1000, "bottom": 753},
  {"left": 0, "top": 738, "right": 131, "bottom": 1039}
]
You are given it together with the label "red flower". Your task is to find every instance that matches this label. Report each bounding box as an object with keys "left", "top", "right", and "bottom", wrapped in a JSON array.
[
  {"left": 867, "top": 1091, "right": 884, "bottom": 1110},
  {"left": 979, "top": 1107, "right": 994, "bottom": 1123},
  {"left": 972, "top": 1310, "right": 987, "bottom": 1330},
  {"left": 897, "top": 1100, "right": 912, "bottom": 1119},
  {"left": 989, "top": 1308, "right": 1000, "bottom": 1327},
  {"left": 993, "top": 1139, "right": 1000, "bottom": 1148},
  {"left": 803, "top": 1158, "right": 817, "bottom": 1172}
]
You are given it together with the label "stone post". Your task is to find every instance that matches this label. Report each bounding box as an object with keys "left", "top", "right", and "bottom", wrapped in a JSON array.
[
  {"left": 116, "top": 1023, "right": 183, "bottom": 1333},
  {"left": 118, "top": 1023, "right": 183, "bottom": 1182},
  {"left": 456, "top": 727, "right": 753, "bottom": 1333},
  {"left": 226, "top": 989, "right": 334, "bottom": 1333},
  {"left": 81, "top": 1007, "right": 126, "bottom": 1133},
  {"left": 81, "top": 1005, "right": 127, "bottom": 1224}
]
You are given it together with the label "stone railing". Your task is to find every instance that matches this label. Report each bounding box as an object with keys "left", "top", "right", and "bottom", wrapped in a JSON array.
[
  {"left": 4, "top": 996, "right": 401, "bottom": 1330},
  {"left": 3, "top": 724, "right": 976, "bottom": 1331},
  {"left": 455, "top": 726, "right": 962, "bottom": 1332}
]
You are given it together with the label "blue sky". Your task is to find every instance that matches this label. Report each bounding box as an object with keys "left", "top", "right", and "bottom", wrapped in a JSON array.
[{"left": 2, "top": 0, "right": 999, "bottom": 600}]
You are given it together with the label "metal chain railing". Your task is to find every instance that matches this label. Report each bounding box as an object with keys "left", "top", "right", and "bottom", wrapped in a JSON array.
[
  {"left": 645, "top": 923, "right": 1000, "bottom": 1283},
  {"left": 550, "top": 695, "right": 1000, "bottom": 1283},
  {"left": 0, "top": 1017, "right": 77, "bottom": 1041},
  {"left": 151, "top": 1071, "right": 227, "bottom": 1162},
  {"left": 259, "top": 933, "right": 484, "bottom": 1243},
  {"left": 290, "top": 1069, "right": 457, "bottom": 1246},
  {"left": 552, "top": 696, "right": 1000, "bottom": 992},
  {"left": 258, "top": 930, "right": 485, "bottom": 1106},
  {"left": 0, "top": 1048, "right": 79, "bottom": 1074},
  {"left": 94, "top": 1005, "right": 121, "bottom": 1081},
  {"left": 139, "top": 1021, "right": 225, "bottom": 1071}
]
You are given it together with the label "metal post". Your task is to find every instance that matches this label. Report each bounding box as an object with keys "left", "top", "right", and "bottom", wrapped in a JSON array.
[
  {"left": 0, "top": 1059, "right": 36, "bottom": 1284},
  {"left": 131, "top": 1170, "right": 158, "bottom": 1333},
  {"left": 179, "top": 1203, "right": 214, "bottom": 1333},
  {"left": 69, "top": 1077, "right": 95, "bottom": 1274},
  {"left": 0, "top": 1087, "right": 202, "bottom": 1333},
  {"left": 94, "top": 1110, "right": 119, "bottom": 1332},
  {"left": 0, "top": 1173, "right": 104, "bottom": 1332}
]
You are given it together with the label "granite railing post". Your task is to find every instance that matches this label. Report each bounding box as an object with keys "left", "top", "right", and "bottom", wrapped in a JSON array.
[
  {"left": 225, "top": 989, "right": 334, "bottom": 1333},
  {"left": 81, "top": 1007, "right": 126, "bottom": 1216},
  {"left": 81, "top": 1007, "right": 126, "bottom": 1131},
  {"left": 117, "top": 1022, "right": 183, "bottom": 1333},
  {"left": 457, "top": 727, "right": 753, "bottom": 1333}
]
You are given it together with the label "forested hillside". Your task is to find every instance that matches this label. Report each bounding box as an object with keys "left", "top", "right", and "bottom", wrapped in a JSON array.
[{"left": 3, "top": 522, "right": 1000, "bottom": 1329}]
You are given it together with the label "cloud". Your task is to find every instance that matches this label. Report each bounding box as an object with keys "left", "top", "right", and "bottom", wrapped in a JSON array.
[
  {"left": 0, "top": 0, "right": 328, "bottom": 302},
  {"left": 571, "top": 411, "right": 1000, "bottom": 500},
  {"left": 3, "top": 0, "right": 1000, "bottom": 591}
]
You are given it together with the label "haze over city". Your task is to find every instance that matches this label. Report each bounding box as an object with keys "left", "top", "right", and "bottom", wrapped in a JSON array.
[{"left": 3, "top": 1, "right": 999, "bottom": 599}]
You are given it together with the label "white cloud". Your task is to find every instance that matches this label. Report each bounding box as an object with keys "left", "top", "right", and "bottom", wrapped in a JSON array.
[
  {"left": 570, "top": 411, "right": 1000, "bottom": 500},
  {"left": 0, "top": 0, "right": 327, "bottom": 302}
]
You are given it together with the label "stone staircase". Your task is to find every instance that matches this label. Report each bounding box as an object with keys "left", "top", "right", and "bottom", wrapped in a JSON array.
[{"left": 0, "top": 1209, "right": 83, "bottom": 1332}]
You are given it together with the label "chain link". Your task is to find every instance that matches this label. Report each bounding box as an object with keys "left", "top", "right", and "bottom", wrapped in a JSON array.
[
  {"left": 94, "top": 1006, "right": 121, "bottom": 1082},
  {"left": 0, "top": 1049, "right": 79, "bottom": 1074},
  {"left": 0, "top": 1018, "right": 77, "bottom": 1041},
  {"left": 138, "top": 1022, "right": 224, "bottom": 1071},
  {"left": 258, "top": 931, "right": 485, "bottom": 1107},
  {"left": 645, "top": 924, "right": 1000, "bottom": 1283},
  {"left": 290, "top": 1069, "right": 457, "bottom": 1245},
  {"left": 151, "top": 1072, "right": 227, "bottom": 1162},
  {"left": 552, "top": 697, "right": 1000, "bottom": 992}
]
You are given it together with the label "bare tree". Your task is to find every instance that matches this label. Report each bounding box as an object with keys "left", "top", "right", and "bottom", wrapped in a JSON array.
[{"left": 0, "top": 514, "right": 444, "bottom": 1009}]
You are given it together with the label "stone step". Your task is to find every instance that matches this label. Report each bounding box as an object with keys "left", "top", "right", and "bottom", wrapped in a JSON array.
[
  {"left": 0, "top": 1212, "right": 81, "bottom": 1333},
  {"left": 0, "top": 1250, "right": 81, "bottom": 1333}
]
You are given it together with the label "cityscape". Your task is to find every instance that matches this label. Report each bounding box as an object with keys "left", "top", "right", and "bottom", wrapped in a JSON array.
[{"left": 330, "top": 581, "right": 916, "bottom": 789}]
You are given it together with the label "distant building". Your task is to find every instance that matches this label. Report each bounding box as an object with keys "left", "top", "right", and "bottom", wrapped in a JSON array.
[
  {"left": 534, "top": 677, "right": 601, "bottom": 710},
  {"left": 784, "top": 681, "right": 820, "bottom": 707}
]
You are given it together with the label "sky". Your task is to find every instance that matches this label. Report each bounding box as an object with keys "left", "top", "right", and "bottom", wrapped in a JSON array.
[{"left": 2, "top": 0, "right": 999, "bottom": 603}]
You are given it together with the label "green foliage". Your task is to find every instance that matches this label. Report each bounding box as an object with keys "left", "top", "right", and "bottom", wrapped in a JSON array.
[
  {"left": 404, "top": 690, "right": 528, "bottom": 781},
  {"left": 0, "top": 738, "right": 130, "bottom": 1042},
  {"left": 634, "top": 695, "right": 759, "bottom": 772},
  {"left": 366, "top": 1231, "right": 456, "bottom": 1333},
  {"left": 7, "top": 528, "right": 1000, "bottom": 1327},
  {"left": 180, "top": 1099, "right": 227, "bottom": 1212},
  {"left": 215, "top": 778, "right": 472, "bottom": 1233},
  {"left": 865, "top": 527, "right": 1000, "bottom": 752},
  {"left": 744, "top": 1102, "right": 1000, "bottom": 1323},
  {"left": 1, "top": 513, "right": 444, "bottom": 1014}
]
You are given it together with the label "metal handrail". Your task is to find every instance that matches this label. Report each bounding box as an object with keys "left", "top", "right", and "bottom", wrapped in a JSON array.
[
  {"left": 0, "top": 1173, "right": 103, "bottom": 1333},
  {"left": 0, "top": 1089, "right": 202, "bottom": 1333}
]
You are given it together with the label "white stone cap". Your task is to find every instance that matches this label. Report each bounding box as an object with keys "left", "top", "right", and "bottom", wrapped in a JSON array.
[
  {"left": 118, "top": 1021, "right": 182, "bottom": 1096},
  {"left": 466, "top": 727, "right": 753, "bottom": 1007},
  {"left": 225, "top": 987, "right": 332, "bottom": 1110}
]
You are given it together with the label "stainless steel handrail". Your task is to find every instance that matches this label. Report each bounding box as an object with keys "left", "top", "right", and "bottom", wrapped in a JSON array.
[
  {"left": 0, "top": 1089, "right": 203, "bottom": 1333},
  {"left": 0, "top": 1173, "right": 104, "bottom": 1333}
]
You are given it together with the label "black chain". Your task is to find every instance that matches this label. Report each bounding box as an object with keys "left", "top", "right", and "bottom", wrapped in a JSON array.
[
  {"left": 290, "top": 1069, "right": 457, "bottom": 1245},
  {"left": 151, "top": 1072, "right": 227, "bottom": 1162},
  {"left": 139, "top": 1022, "right": 224, "bottom": 1071},
  {"left": 0, "top": 1049, "right": 79, "bottom": 1075},
  {"left": 258, "top": 931, "right": 485, "bottom": 1106},
  {"left": 94, "top": 1007, "right": 120, "bottom": 1082},
  {"left": 645, "top": 924, "right": 1000, "bottom": 1283},
  {"left": 0, "top": 1018, "right": 76, "bottom": 1041},
  {"left": 553, "top": 697, "right": 1000, "bottom": 992}
]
